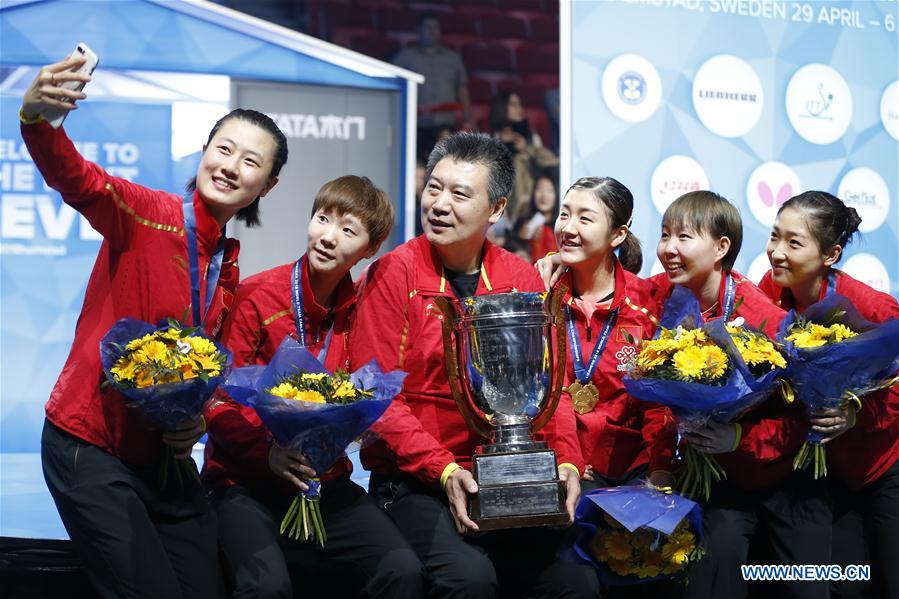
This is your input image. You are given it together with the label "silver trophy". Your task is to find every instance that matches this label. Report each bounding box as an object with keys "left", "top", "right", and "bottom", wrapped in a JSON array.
[{"left": 436, "top": 290, "right": 570, "bottom": 530}]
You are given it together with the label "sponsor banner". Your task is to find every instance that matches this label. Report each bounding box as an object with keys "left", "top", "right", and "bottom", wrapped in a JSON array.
[
  {"left": 0, "top": 97, "right": 172, "bottom": 451},
  {"left": 568, "top": 1, "right": 898, "bottom": 295}
]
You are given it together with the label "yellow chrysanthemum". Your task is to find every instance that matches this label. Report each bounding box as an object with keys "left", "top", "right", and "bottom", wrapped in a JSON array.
[
  {"left": 635, "top": 562, "right": 661, "bottom": 579},
  {"left": 642, "top": 336, "right": 679, "bottom": 355},
  {"left": 636, "top": 347, "right": 668, "bottom": 369},
  {"left": 640, "top": 547, "right": 665, "bottom": 568},
  {"left": 269, "top": 382, "right": 301, "bottom": 399},
  {"left": 630, "top": 529, "right": 655, "bottom": 551},
  {"left": 333, "top": 380, "right": 357, "bottom": 399},
  {"left": 135, "top": 369, "right": 156, "bottom": 388},
  {"left": 110, "top": 358, "right": 138, "bottom": 382},
  {"left": 705, "top": 346, "right": 729, "bottom": 379},
  {"left": 605, "top": 531, "right": 633, "bottom": 561},
  {"left": 766, "top": 347, "right": 787, "bottom": 368},
  {"left": 664, "top": 546, "right": 691, "bottom": 567},
  {"left": 787, "top": 330, "right": 826, "bottom": 348},
  {"left": 179, "top": 364, "right": 198, "bottom": 380},
  {"left": 589, "top": 531, "right": 609, "bottom": 562},
  {"left": 192, "top": 353, "right": 222, "bottom": 374},
  {"left": 187, "top": 336, "right": 218, "bottom": 355},
  {"left": 301, "top": 372, "right": 327, "bottom": 382},
  {"left": 125, "top": 333, "right": 155, "bottom": 351},
  {"left": 137, "top": 340, "right": 168, "bottom": 363},
  {"left": 830, "top": 323, "right": 857, "bottom": 342},
  {"left": 607, "top": 558, "right": 634, "bottom": 576},
  {"left": 295, "top": 390, "right": 326, "bottom": 404},
  {"left": 672, "top": 346, "right": 708, "bottom": 379}
]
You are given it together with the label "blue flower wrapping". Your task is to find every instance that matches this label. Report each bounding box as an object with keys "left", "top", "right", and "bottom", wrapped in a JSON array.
[
  {"left": 777, "top": 293, "right": 899, "bottom": 442},
  {"left": 99, "top": 317, "right": 233, "bottom": 430},
  {"left": 624, "top": 287, "right": 782, "bottom": 430},
  {"left": 570, "top": 484, "right": 703, "bottom": 585},
  {"left": 220, "top": 337, "right": 406, "bottom": 475}
]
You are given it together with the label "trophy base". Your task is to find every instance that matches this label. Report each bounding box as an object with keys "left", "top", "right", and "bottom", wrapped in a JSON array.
[{"left": 469, "top": 448, "right": 569, "bottom": 531}]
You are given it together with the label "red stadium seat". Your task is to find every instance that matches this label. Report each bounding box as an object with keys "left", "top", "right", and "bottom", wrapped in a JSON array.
[
  {"left": 350, "top": 34, "right": 401, "bottom": 61},
  {"left": 480, "top": 15, "right": 529, "bottom": 41},
  {"left": 377, "top": 8, "right": 417, "bottom": 33},
  {"left": 529, "top": 16, "right": 559, "bottom": 43},
  {"left": 468, "top": 77, "right": 495, "bottom": 105},
  {"left": 437, "top": 13, "right": 480, "bottom": 36},
  {"left": 516, "top": 47, "right": 558, "bottom": 75},
  {"left": 463, "top": 43, "right": 515, "bottom": 72}
]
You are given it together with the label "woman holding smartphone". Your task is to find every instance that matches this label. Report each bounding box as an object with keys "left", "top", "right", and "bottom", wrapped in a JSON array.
[{"left": 22, "top": 54, "right": 287, "bottom": 598}]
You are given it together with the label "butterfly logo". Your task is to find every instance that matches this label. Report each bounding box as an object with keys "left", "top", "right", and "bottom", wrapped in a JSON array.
[{"left": 758, "top": 182, "right": 793, "bottom": 208}]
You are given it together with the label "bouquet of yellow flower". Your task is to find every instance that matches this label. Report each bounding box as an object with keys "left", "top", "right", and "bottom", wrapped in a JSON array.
[
  {"left": 571, "top": 484, "right": 703, "bottom": 584},
  {"left": 100, "top": 317, "right": 232, "bottom": 487},
  {"left": 726, "top": 319, "right": 787, "bottom": 379},
  {"left": 222, "top": 338, "right": 406, "bottom": 546},
  {"left": 779, "top": 294, "right": 899, "bottom": 479},
  {"left": 624, "top": 288, "right": 786, "bottom": 500}
]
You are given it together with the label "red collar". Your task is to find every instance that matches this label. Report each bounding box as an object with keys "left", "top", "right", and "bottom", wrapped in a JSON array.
[
  {"left": 191, "top": 190, "right": 226, "bottom": 253},
  {"left": 556, "top": 256, "right": 627, "bottom": 312},
  {"left": 412, "top": 235, "right": 498, "bottom": 296}
]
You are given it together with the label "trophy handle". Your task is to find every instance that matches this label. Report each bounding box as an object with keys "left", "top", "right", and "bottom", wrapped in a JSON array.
[
  {"left": 434, "top": 296, "right": 492, "bottom": 440},
  {"left": 531, "top": 286, "right": 568, "bottom": 433}
]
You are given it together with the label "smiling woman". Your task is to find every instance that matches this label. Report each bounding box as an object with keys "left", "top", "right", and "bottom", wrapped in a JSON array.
[
  {"left": 19, "top": 53, "right": 286, "bottom": 598},
  {"left": 200, "top": 174, "right": 426, "bottom": 598}
]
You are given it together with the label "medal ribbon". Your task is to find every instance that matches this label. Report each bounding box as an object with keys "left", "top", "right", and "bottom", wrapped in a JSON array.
[
  {"left": 565, "top": 304, "right": 619, "bottom": 384},
  {"left": 183, "top": 196, "right": 224, "bottom": 328},
  {"left": 292, "top": 258, "right": 333, "bottom": 362},
  {"left": 824, "top": 270, "right": 837, "bottom": 298},
  {"left": 721, "top": 273, "right": 736, "bottom": 322}
]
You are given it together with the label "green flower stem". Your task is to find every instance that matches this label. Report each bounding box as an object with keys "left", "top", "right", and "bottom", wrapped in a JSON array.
[
  {"left": 678, "top": 444, "right": 726, "bottom": 501},
  {"left": 793, "top": 441, "right": 828, "bottom": 479},
  {"left": 280, "top": 496, "right": 300, "bottom": 535}
]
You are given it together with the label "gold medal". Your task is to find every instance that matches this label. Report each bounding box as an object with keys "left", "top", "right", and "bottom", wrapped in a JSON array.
[{"left": 570, "top": 381, "right": 600, "bottom": 414}]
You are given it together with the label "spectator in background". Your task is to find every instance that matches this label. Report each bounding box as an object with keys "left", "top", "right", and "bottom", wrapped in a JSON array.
[
  {"left": 488, "top": 91, "right": 559, "bottom": 221},
  {"left": 512, "top": 175, "right": 558, "bottom": 263},
  {"left": 393, "top": 13, "right": 473, "bottom": 161}
]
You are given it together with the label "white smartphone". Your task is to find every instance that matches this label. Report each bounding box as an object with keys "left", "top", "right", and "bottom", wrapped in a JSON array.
[{"left": 44, "top": 42, "right": 99, "bottom": 129}]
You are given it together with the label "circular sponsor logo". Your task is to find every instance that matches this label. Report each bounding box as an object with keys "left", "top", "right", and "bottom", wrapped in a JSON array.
[
  {"left": 837, "top": 167, "right": 890, "bottom": 233},
  {"left": 842, "top": 253, "right": 891, "bottom": 294},
  {"left": 650, "top": 155, "right": 710, "bottom": 215},
  {"left": 747, "top": 252, "right": 771, "bottom": 286},
  {"left": 746, "top": 162, "right": 801, "bottom": 227},
  {"left": 785, "top": 64, "right": 852, "bottom": 145},
  {"left": 692, "top": 54, "right": 764, "bottom": 138},
  {"left": 881, "top": 81, "right": 899, "bottom": 141},
  {"left": 602, "top": 54, "right": 662, "bottom": 123},
  {"left": 618, "top": 71, "right": 646, "bottom": 105}
]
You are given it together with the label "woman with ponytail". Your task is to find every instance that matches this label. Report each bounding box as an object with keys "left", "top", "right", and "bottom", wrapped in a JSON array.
[
  {"left": 760, "top": 191, "right": 899, "bottom": 598},
  {"left": 551, "top": 177, "right": 676, "bottom": 490}
]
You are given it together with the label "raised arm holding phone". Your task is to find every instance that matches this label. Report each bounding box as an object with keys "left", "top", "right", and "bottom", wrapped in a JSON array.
[{"left": 23, "top": 46, "right": 287, "bottom": 598}]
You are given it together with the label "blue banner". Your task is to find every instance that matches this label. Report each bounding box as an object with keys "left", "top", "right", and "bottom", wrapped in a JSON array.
[
  {"left": 568, "top": 0, "right": 898, "bottom": 297},
  {"left": 0, "top": 97, "right": 172, "bottom": 451}
]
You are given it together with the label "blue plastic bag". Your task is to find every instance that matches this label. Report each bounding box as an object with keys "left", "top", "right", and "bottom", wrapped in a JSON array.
[{"left": 571, "top": 484, "right": 703, "bottom": 585}]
